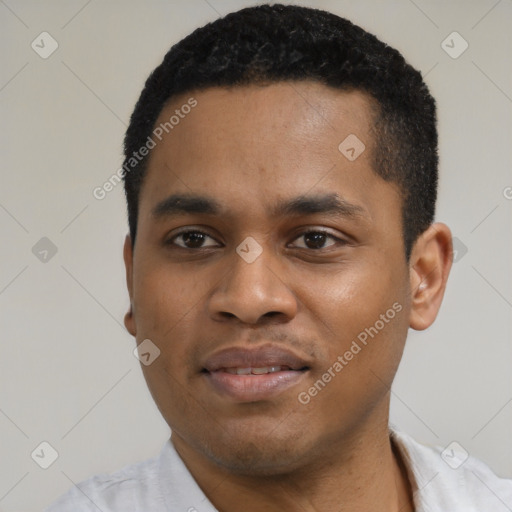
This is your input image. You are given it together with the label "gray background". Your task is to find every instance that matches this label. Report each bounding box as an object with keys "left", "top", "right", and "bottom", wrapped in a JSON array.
[{"left": 1, "top": 0, "right": 511, "bottom": 510}]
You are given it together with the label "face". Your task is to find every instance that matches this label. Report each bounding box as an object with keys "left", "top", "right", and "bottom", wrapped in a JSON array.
[{"left": 124, "top": 82, "right": 418, "bottom": 475}]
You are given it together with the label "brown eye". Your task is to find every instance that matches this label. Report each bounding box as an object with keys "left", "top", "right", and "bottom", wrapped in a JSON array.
[
  {"left": 304, "top": 232, "right": 329, "bottom": 249},
  {"left": 170, "top": 230, "right": 219, "bottom": 249},
  {"left": 291, "top": 230, "right": 340, "bottom": 250}
]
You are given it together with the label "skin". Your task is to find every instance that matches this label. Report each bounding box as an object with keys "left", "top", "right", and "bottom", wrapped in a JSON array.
[{"left": 123, "top": 81, "right": 452, "bottom": 511}]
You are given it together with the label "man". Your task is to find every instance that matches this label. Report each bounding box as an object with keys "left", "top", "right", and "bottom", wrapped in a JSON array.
[{"left": 46, "top": 4, "right": 512, "bottom": 511}]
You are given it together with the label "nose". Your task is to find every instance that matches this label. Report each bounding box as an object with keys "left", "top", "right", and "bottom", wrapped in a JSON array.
[{"left": 208, "top": 247, "right": 298, "bottom": 325}]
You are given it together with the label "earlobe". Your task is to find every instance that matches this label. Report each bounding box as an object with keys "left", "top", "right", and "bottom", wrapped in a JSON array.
[
  {"left": 123, "top": 235, "right": 137, "bottom": 337},
  {"left": 408, "top": 223, "right": 453, "bottom": 331},
  {"left": 124, "top": 306, "right": 136, "bottom": 337}
]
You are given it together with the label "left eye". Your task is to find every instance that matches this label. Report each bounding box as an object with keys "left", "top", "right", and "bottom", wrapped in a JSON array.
[{"left": 290, "top": 231, "right": 340, "bottom": 250}]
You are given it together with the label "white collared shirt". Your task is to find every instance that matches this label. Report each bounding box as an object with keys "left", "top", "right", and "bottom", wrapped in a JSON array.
[{"left": 44, "top": 428, "right": 512, "bottom": 511}]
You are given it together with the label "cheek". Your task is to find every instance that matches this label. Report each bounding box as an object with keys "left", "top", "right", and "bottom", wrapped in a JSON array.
[
  {"left": 300, "top": 259, "right": 409, "bottom": 389},
  {"left": 132, "top": 262, "right": 205, "bottom": 423},
  {"left": 132, "top": 258, "right": 206, "bottom": 336},
  {"left": 131, "top": 260, "right": 211, "bottom": 395},
  {"left": 294, "top": 266, "right": 408, "bottom": 436},
  {"left": 305, "top": 261, "right": 404, "bottom": 335}
]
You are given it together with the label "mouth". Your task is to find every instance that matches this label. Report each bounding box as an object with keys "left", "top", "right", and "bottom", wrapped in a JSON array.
[
  {"left": 202, "top": 346, "right": 311, "bottom": 402},
  {"left": 219, "top": 365, "right": 297, "bottom": 375}
]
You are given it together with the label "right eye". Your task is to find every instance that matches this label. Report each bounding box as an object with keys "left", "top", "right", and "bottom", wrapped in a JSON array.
[{"left": 167, "top": 229, "right": 221, "bottom": 249}]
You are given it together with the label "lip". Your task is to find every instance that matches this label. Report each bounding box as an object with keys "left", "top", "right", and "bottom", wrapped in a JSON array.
[{"left": 202, "top": 345, "right": 311, "bottom": 402}]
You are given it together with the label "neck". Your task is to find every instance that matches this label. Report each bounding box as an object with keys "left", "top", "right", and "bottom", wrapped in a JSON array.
[{"left": 172, "top": 421, "right": 414, "bottom": 512}]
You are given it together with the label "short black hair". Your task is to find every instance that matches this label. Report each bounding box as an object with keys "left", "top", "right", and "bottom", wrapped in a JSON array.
[{"left": 123, "top": 3, "right": 438, "bottom": 258}]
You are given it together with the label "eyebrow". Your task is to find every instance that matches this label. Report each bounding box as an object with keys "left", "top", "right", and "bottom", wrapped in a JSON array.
[
  {"left": 151, "top": 193, "right": 367, "bottom": 220},
  {"left": 152, "top": 194, "right": 221, "bottom": 218},
  {"left": 273, "top": 193, "right": 366, "bottom": 219}
]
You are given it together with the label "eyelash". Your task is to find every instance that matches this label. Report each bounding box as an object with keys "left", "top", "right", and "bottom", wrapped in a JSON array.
[{"left": 167, "top": 228, "right": 347, "bottom": 251}]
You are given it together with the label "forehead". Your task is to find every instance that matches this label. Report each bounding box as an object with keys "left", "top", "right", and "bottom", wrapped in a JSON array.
[
  {"left": 138, "top": 81, "right": 398, "bottom": 224},
  {"left": 153, "top": 81, "right": 375, "bottom": 164}
]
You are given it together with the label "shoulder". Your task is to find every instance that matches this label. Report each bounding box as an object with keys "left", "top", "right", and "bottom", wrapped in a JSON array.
[
  {"left": 43, "top": 447, "right": 165, "bottom": 512},
  {"left": 391, "top": 428, "right": 512, "bottom": 511}
]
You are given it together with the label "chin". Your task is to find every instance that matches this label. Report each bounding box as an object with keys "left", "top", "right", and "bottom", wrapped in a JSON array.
[
  {"left": 200, "top": 422, "right": 313, "bottom": 476},
  {"left": 209, "top": 443, "right": 307, "bottom": 476}
]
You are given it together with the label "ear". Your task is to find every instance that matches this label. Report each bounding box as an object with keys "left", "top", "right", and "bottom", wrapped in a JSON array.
[
  {"left": 123, "top": 234, "right": 137, "bottom": 337},
  {"left": 408, "top": 223, "right": 453, "bottom": 331}
]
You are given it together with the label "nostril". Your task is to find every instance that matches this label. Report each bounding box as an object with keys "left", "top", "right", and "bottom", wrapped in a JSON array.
[{"left": 220, "top": 312, "right": 237, "bottom": 319}]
